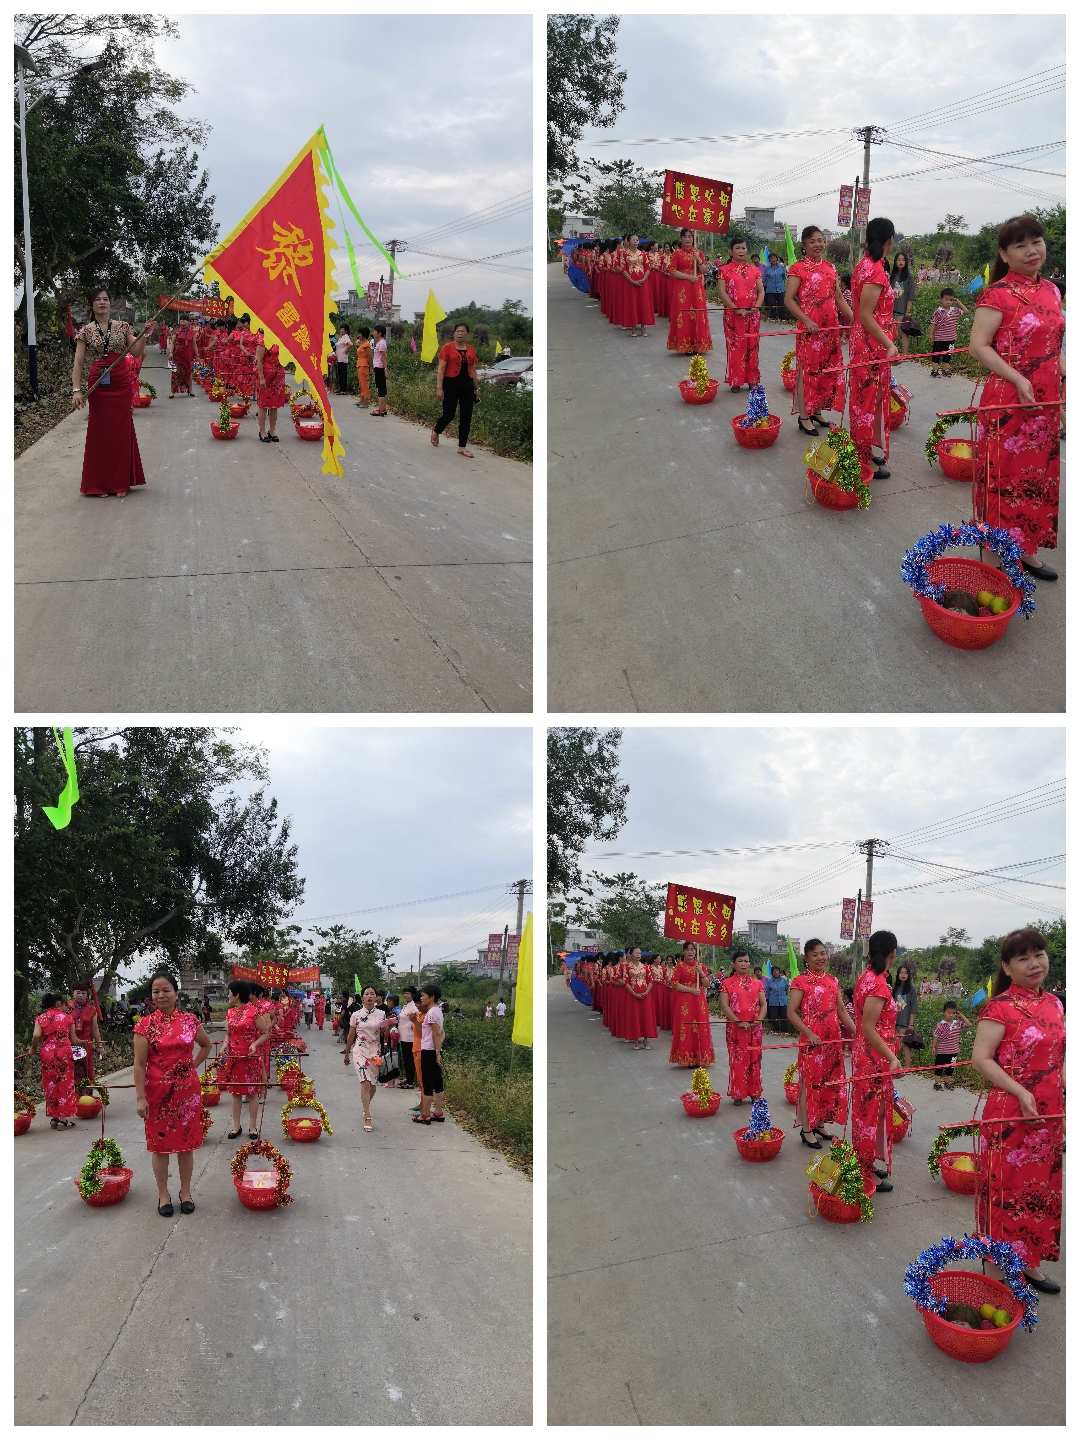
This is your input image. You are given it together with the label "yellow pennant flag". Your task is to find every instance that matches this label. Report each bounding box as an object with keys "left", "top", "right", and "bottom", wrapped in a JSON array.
[
  {"left": 986, "top": 973, "right": 993, "bottom": 998},
  {"left": 494, "top": 338, "right": 503, "bottom": 356},
  {"left": 983, "top": 262, "right": 991, "bottom": 285},
  {"left": 420, "top": 288, "right": 447, "bottom": 363},
  {"left": 512, "top": 911, "right": 533, "bottom": 1048}
]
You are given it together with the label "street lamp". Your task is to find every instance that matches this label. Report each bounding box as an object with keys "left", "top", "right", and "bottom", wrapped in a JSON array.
[{"left": 15, "top": 43, "right": 39, "bottom": 396}]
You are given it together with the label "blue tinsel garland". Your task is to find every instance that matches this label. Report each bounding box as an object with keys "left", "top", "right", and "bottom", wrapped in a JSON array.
[
  {"left": 900, "top": 521, "right": 1037, "bottom": 617},
  {"left": 738, "top": 384, "right": 770, "bottom": 428},
  {"left": 903, "top": 1233, "right": 1039, "bottom": 1332},
  {"left": 744, "top": 1095, "right": 774, "bottom": 1139}
]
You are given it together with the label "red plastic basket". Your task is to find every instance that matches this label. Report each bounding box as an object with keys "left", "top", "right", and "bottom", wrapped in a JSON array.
[
  {"left": 937, "top": 437, "right": 975, "bottom": 481},
  {"left": 891, "top": 1109, "right": 911, "bottom": 1144},
  {"left": 236, "top": 1167, "right": 282, "bottom": 1209},
  {"left": 939, "top": 1151, "right": 982, "bottom": 1195},
  {"left": 295, "top": 422, "right": 324, "bottom": 441},
  {"left": 809, "top": 1176, "right": 876, "bottom": 1224},
  {"left": 201, "top": 1086, "right": 221, "bottom": 1107},
  {"left": 920, "top": 1271, "right": 1022, "bottom": 1363},
  {"left": 887, "top": 392, "right": 909, "bottom": 430},
  {"left": 131, "top": 394, "right": 152, "bottom": 409},
  {"left": 15, "top": 1112, "right": 31, "bottom": 1136},
  {"left": 781, "top": 367, "right": 797, "bottom": 392},
  {"left": 681, "top": 1091, "right": 721, "bottom": 1117},
  {"left": 286, "top": 1116, "right": 322, "bottom": 1143},
  {"left": 678, "top": 378, "right": 719, "bottom": 406},
  {"left": 210, "top": 422, "right": 239, "bottom": 440},
  {"left": 76, "top": 1096, "right": 102, "bottom": 1120},
  {"left": 733, "top": 1126, "right": 784, "bottom": 1161},
  {"left": 784, "top": 1081, "right": 799, "bottom": 1106},
  {"left": 916, "top": 556, "right": 1021, "bottom": 650},
  {"left": 77, "top": 1166, "right": 132, "bottom": 1207},
  {"left": 292, "top": 402, "right": 317, "bottom": 420},
  {"left": 228, "top": 402, "right": 249, "bottom": 418},
  {"left": 731, "top": 414, "right": 781, "bottom": 449},
  {"left": 808, "top": 460, "right": 874, "bottom": 511}
]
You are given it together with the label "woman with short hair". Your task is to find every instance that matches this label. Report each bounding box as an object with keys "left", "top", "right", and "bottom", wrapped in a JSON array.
[
  {"left": 30, "top": 993, "right": 78, "bottom": 1128},
  {"left": 217, "top": 979, "right": 273, "bottom": 1141},
  {"left": 414, "top": 983, "right": 447, "bottom": 1125},
  {"left": 71, "top": 286, "right": 148, "bottom": 496},
  {"left": 785, "top": 225, "right": 854, "bottom": 436},
  {"left": 133, "top": 970, "right": 211, "bottom": 1216},
  {"left": 348, "top": 986, "right": 386, "bottom": 1132},
  {"left": 972, "top": 928, "right": 1064, "bottom": 1293},
  {"left": 788, "top": 938, "right": 855, "bottom": 1148},
  {"left": 432, "top": 322, "right": 479, "bottom": 458}
]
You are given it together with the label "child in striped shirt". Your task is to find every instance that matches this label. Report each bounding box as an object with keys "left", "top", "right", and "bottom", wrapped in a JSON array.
[
  {"left": 929, "top": 288, "right": 967, "bottom": 376},
  {"left": 932, "top": 1000, "right": 972, "bottom": 1088}
]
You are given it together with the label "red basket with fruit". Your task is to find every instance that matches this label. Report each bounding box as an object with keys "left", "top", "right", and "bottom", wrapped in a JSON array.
[
  {"left": 131, "top": 393, "right": 152, "bottom": 409},
  {"left": 916, "top": 557, "right": 1021, "bottom": 650},
  {"left": 891, "top": 1107, "right": 911, "bottom": 1144},
  {"left": 784, "top": 1082, "right": 798, "bottom": 1105},
  {"left": 937, "top": 438, "right": 975, "bottom": 481},
  {"left": 294, "top": 420, "right": 324, "bottom": 441},
  {"left": 229, "top": 401, "right": 250, "bottom": 419},
  {"left": 15, "top": 1090, "right": 35, "bottom": 1135},
  {"left": 286, "top": 1116, "right": 323, "bottom": 1143},
  {"left": 886, "top": 384, "right": 910, "bottom": 430},
  {"left": 783, "top": 1063, "right": 798, "bottom": 1105},
  {"left": 780, "top": 350, "right": 796, "bottom": 392},
  {"left": 681, "top": 1091, "right": 721, "bottom": 1117},
  {"left": 733, "top": 1126, "right": 784, "bottom": 1162},
  {"left": 678, "top": 377, "right": 718, "bottom": 406},
  {"left": 76, "top": 1094, "right": 103, "bottom": 1120},
  {"left": 731, "top": 414, "right": 781, "bottom": 449},
  {"left": 808, "top": 462, "right": 874, "bottom": 511},
  {"left": 201, "top": 1085, "right": 221, "bottom": 1107},
  {"left": 939, "top": 1151, "right": 981, "bottom": 1195},
  {"left": 232, "top": 1138, "right": 293, "bottom": 1210},
  {"left": 210, "top": 421, "right": 239, "bottom": 440},
  {"left": 920, "top": 1272, "right": 1022, "bottom": 1363},
  {"left": 810, "top": 1176, "right": 876, "bottom": 1224},
  {"left": 15, "top": 1111, "right": 31, "bottom": 1136}
]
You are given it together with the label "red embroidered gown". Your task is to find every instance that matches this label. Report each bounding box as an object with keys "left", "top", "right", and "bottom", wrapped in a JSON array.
[
  {"left": 171, "top": 323, "right": 195, "bottom": 393},
  {"left": 216, "top": 1001, "right": 264, "bottom": 1095},
  {"left": 620, "top": 964, "right": 657, "bottom": 1041},
  {"left": 134, "top": 1009, "right": 205, "bottom": 1153},
  {"left": 608, "top": 248, "right": 627, "bottom": 327},
  {"left": 37, "top": 1008, "right": 77, "bottom": 1118},
  {"left": 622, "top": 251, "right": 655, "bottom": 328},
  {"left": 69, "top": 1000, "right": 98, "bottom": 1084},
  {"left": 667, "top": 247, "right": 712, "bottom": 354},
  {"left": 789, "top": 259, "right": 846, "bottom": 417},
  {"left": 974, "top": 274, "right": 1064, "bottom": 555},
  {"left": 719, "top": 262, "right": 761, "bottom": 386},
  {"left": 257, "top": 347, "right": 288, "bottom": 410},
  {"left": 77, "top": 320, "right": 146, "bottom": 497},
  {"left": 848, "top": 255, "right": 895, "bottom": 465},
  {"left": 976, "top": 988, "right": 1064, "bottom": 1267},
  {"left": 790, "top": 972, "right": 848, "bottom": 1129},
  {"left": 721, "top": 975, "right": 765, "bottom": 1098},
  {"left": 607, "top": 961, "right": 627, "bottom": 1036},
  {"left": 648, "top": 250, "right": 667, "bottom": 318},
  {"left": 668, "top": 960, "right": 715, "bottom": 1065},
  {"left": 851, "top": 969, "right": 897, "bottom": 1181},
  {"left": 158, "top": 322, "right": 169, "bottom": 354}
]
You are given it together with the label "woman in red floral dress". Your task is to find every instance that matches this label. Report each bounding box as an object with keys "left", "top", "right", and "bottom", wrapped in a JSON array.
[
  {"left": 620, "top": 948, "right": 657, "bottom": 1048},
  {"left": 851, "top": 931, "right": 901, "bottom": 1191},
  {"left": 972, "top": 928, "right": 1064, "bottom": 1292},
  {"left": 31, "top": 995, "right": 78, "bottom": 1128},
  {"left": 621, "top": 238, "right": 655, "bottom": 337},
  {"left": 168, "top": 318, "right": 195, "bottom": 397},
  {"left": 668, "top": 941, "right": 715, "bottom": 1066},
  {"left": 666, "top": 229, "right": 713, "bottom": 355},
  {"left": 255, "top": 335, "right": 289, "bottom": 443},
  {"left": 217, "top": 979, "right": 273, "bottom": 1141},
  {"left": 133, "top": 971, "right": 211, "bottom": 1216},
  {"left": 71, "top": 288, "right": 148, "bottom": 497},
  {"left": 719, "top": 951, "right": 766, "bottom": 1101},
  {"left": 787, "top": 939, "right": 855, "bottom": 1148},
  {"left": 649, "top": 956, "right": 669, "bottom": 1031},
  {"left": 785, "top": 226, "right": 854, "bottom": 436},
  {"left": 848, "top": 217, "right": 899, "bottom": 479},
  {"left": 969, "top": 215, "right": 1065, "bottom": 582},
  {"left": 647, "top": 244, "right": 666, "bottom": 320},
  {"left": 718, "top": 241, "right": 764, "bottom": 391}
]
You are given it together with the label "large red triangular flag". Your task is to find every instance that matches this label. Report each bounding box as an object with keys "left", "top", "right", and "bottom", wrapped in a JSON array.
[{"left": 204, "top": 129, "right": 343, "bottom": 475}]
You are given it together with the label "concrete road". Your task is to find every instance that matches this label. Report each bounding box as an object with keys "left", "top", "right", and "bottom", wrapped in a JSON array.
[
  {"left": 16, "top": 1023, "right": 531, "bottom": 1425},
  {"left": 548, "top": 977, "right": 1063, "bottom": 1426},
  {"left": 548, "top": 265, "right": 1065, "bottom": 712},
  {"left": 16, "top": 354, "right": 531, "bottom": 712}
]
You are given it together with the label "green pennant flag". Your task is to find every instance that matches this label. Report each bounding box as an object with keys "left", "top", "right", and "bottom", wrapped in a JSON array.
[
  {"left": 343, "top": 226, "right": 363, "bottom": 297},
  {"left": 784, "top": 224, "right": 797, "bottom": 266},
  {"left": 319, "top": 131, "right": 399, "bottom": 275},
  {"left": 786, "top": 939, "right": 800, "bottom": 980},
  {"left": 42, "top": 726, "right": 79, "bottom": 830},
  {"left": 354, "top": 974, "right": 362, "bottom": 995}
]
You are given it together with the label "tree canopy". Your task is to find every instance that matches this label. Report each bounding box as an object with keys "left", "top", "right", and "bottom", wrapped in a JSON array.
[
  {"left": 568, "top": 869, "right": 669, "bottom": 952},
  {"left": 14, "top": 728, "right": 304, "bottom": 1009},
  {"left": 547, "top": 14, "right": 626, "bottom": 184},
  {"left": 548, "top": 728, "right": 629, "bottom": 896}
]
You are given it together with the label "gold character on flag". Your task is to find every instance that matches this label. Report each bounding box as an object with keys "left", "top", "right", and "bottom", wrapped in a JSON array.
[{"left": 257, "top": 220, "right": 315, "bottom": 293}]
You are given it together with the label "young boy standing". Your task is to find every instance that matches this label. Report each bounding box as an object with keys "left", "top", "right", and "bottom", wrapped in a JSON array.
[
  {"left": 932, "top": 1000, "right": 972, "bottom": 1088},
  {"left": 929, "top": 288, "right": 967, "bottom": 376}
]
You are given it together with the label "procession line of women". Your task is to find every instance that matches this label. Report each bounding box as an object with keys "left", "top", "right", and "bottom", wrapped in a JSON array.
[
  {"left": 570, "top": 926, "right": 1062, "bottom": 1291},
  {"left": 567, "top": 211, "right": 1063, "bottom": 577}
]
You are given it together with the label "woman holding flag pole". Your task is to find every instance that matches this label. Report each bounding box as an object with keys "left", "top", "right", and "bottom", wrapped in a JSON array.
[{"left": 71, "top": 286, "right": 148, "bottom": 497}]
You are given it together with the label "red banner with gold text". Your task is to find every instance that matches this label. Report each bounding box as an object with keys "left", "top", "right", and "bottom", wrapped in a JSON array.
[
  {"left": 663, "top": 883, "right": 736, "bottom": 946},
  {"left": 661, "top": 171, "right": 734, "bottom": 235}
]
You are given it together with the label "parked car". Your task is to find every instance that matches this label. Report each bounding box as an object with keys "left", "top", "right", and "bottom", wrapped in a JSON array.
[{"left": 476, "top": 355, "right": 533, "bottom": 389}]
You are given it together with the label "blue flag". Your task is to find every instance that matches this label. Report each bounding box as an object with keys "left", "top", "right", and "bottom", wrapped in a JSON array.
[{"left": 965, "top": 987, "right": 987, "bottom": 1009}]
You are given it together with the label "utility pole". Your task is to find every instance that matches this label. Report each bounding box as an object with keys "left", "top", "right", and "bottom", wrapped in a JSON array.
[
  {"left": 16, "top": 44, "right": 38, "bottom": 398},
  {"left": 496, "top": 924, "right": 509, "bottom": 1005},
  {"left": 855, "top": 838, "right": 885, "bottom": 965},
  {"left": 852, "top": 125, "right": 886, "bottom": 252},
  {"left": 383, "top": 240, "right": 407, "bottom": 311},
  {"left": 502, "top": 879, "right": 532, "bottom": 1006}
]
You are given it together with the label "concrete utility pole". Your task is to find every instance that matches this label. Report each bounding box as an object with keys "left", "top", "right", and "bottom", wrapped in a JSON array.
[
  {"left": 496, "top": 924, "right": 510, "bottom": 1004},
  {"left": 855, "top": 838, "right": 885, "bottom": 963},
  {"left": 16, "top": 44, "right": 38, "bottom": 398},
  {"left": 853, "top": 125, "right": 886, "bottom": 248},
  {"left": 500, "top": 879, "right": 532, "bottom": 1005},
  {"left": 383, "top": 240, "right": 407, "bottom": 309}
]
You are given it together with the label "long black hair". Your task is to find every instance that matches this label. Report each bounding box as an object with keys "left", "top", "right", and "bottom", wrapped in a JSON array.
[
  {"left": 892, "top": 963, "right": 915, "bottom": 1000},
  {"left": 865, "top": 217, "right": 896, "bottom": 263},
  {"left": 867, "top": 930, "right": 897, "bottom": 975}
]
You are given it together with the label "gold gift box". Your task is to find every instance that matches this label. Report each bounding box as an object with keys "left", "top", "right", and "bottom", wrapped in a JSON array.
[{"left": 804, "top": 440, "right": 838, "bottom": 480}]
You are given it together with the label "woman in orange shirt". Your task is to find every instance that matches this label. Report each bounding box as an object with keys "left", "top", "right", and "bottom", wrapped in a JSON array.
[{"left": 431, "top": 322, "right": 479, "bottom": 459}]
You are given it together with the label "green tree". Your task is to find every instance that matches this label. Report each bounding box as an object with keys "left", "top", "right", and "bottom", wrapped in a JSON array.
[
  {"left": 307, "top": 923, "right": 399, "bottom": 999},
  {"left": 586, "top": 158, "right": 665, "bottom": 239},
  {"left": 547, "top": 14, "right": 626, "bottom": 183},
  {"left": 569, "top": 870, "right": 667, "bottom": 951},
  {"left": 548, "top": 728, "right": 629, "bottom": 896},
  {"left": 14, "top": 727, "right": 304, "bottom": 1007},
  {"left": 936, "top": 214, "right": 968, "bottom": 234}
]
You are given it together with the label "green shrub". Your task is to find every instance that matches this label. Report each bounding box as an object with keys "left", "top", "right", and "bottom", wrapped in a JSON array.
[
  {"left": 906, "top": 284, "right": 982, "bottom": 381},
  {"left": 909, "top": 994, "right": 988, "bottom": 1092},
  {"left": 15, "top": 1032, "right": 134, "bottom": 1105},
  {"left": 442, "top": 1016, "right": 531, "bottom": 1170}
]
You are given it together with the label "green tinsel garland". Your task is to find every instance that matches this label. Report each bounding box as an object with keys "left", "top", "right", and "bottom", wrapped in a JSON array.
[
  {"left": 140, "top": 380, "right": 158, "bottom": 399},
  {"left": 780, "top": 349, "right": 796, "bottom": 373},
  {"left": 688, "top": 354, "right": 711, "bottom": 397},
  {"left": 927, "top": 1122, "right": 981, "bottom": 1178},
  {"left": 783, "top": 1060, "right": 798, "bottom": 1087},
  {"left": 217, "top": 398, "right": 234, "bottom": 431},
  {"left": 924, "top": 413, "right": 974, "bottom": 466},
  {"left": 823, "top": 426, "right": 872, "bottom": 510},
  {"left": 807, "top": 1139, "right": 874, "bottom": 1222},
  {"left": 690, "top": 1067, "right": 712, "bottom": 1103},
  {"left": 78, "top": 1137, "right": 124, "bottom": 1199}
]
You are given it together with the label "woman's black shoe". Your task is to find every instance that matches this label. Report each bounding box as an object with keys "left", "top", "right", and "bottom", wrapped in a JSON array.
[
  {"left": 269, "top": 434, "right": 280, "bottom": 442},
  {"left": 875, "top": 1177, "right": 894, "bottom": 1192},
  {"left": 814, "top": 1128, "right": 836, "bottom": 1141},
  {"left": 1020, "top": 557, "right": 1057, "bottom": 581},
  {"left": 157, "top": 1201, "right": 174, "bottom": 1217},
  {"left": 874, "top": 465, "right": 890, "bottom": 480},
  {"left": 1024, "top": 1270, "right": 1061, "bottom": 1294},
  {"left": 179, "top": 1199, "right": 195, "bottom": 1215},
  {"left": 800, "top": 1129, "right": 822, "bottom": 1149},
  {"left": 814, "top": 415, "right": 833, "bottom": 428},
  {"left": 248, "top": 1130, "right": 259, "bottom": 1140},
  {"left": 227, "top": 1128, "right": 242, "bottom": 1139},
  {"left": 797, "top": 418, "right": 819, "bottom": 437}
]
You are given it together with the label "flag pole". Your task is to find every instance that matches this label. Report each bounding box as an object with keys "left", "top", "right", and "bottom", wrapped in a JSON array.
[{"left": 85, "top": 259, "right": 215, "bottom": 397}]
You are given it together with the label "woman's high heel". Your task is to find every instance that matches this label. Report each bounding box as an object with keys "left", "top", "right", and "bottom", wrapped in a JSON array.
[{"left": 800, "top": 1129, "right": 822, "bottom": 1149}]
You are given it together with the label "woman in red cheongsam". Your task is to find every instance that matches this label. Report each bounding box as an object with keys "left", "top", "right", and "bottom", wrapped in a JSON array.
[
  {"left": 719, "top": 952, "right": 766, "bottom": 1101},
  {"left": 647, "top": 245, "right": 666, "bottom": 320},
  {"left": 718, "top": 241, "right": 764, "bottom": 390},
  {"left": 851, "top": 931, "right": 901, "bottom": 1191},
  {"left": 788, "top": 939, "right": 855, "bottom": 1148},
  {"left": 133, "top": 971, "right": 211, "bottom": 1216},
  {"left": 649, "top": 956, "right": 669, "bottom": 1031},
  {"left": 972, "top": 928, "right": 1064, "bottom": 1293},
  {"left": 969, "top": 215, "right": 1065, "bottom": 582},
  {"left": 217, "top": 979, "right": 273, "bottom": 1141},
  {"left": 621, "top": 238, "right": 655, "bottom": 337},
  {"left": 314, "top": 988, "right": 326, "bottom": 1030},
  {"left": 255, "top": 335, "right": 289, "bottom": 443},
  {"left": 848, "top": 217, "right": 899, "bottom": 479},
  {"left": 31, "top": 995, "right": 78, "bottom": 1127},
  {"left": 668, "top": 941, "right": 715, "bottom": 1066},
  {"left": 607, "top": 953, "right": 629, "bottom": 1039},
  {"left": 620, "top": 947, "right": 657, "bottom": 1049},
  {"left": 785, "top": 226, "right": 854, "bottom": 435},
  {"left": 667, "top": 229, "right": 713, "bottom": 355}
]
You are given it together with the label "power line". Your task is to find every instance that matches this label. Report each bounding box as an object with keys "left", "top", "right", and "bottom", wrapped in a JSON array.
[
  {"left": 886, "top": 65, "right": 1065, "bottom": 133},
  {"left": 588, "top": 127, "right": 850, "bottom": 148},
  {"left": 404, "top": 190, "right": 532, "bottom": 247},
  {"left": 398, "top": 247, "right": 531, "bottom": 281},
  {"left": 882, "top": 137, "right": 1066, "bottom": 178},
  {"left": 590, "top": 839, "right": 850, "bottom": 860},
  {"left": 292, "top": 881, "right": 512, "bottom": 925},
  {"left": 884, "top": 851, "right": 1065, "bottom": 891},
  {"left": 887, "top": 777, "right": 1064, "bottom": 846}
]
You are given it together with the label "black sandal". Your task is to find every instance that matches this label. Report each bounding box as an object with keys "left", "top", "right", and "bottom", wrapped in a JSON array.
[
  {"left": 248, "top": 1130, "right": 259, "bottom": 1140},
  {"left": 227, "top": 1128, "right": 242, "bottom": 1139},
  {"left": 179, "top": 1199, "right": 195, "bottom": 1215},
  {"left": 158, "top": 1200, "right": 174, "bottom": 1217},
  {"left": 800, "top": 1130, "right": 822, "bottom": 1149},
  {"left": 814, "top": 1127, "right": 836, "bottom": 1141},
  {"left": 797, "top": 418, "right": 819, "bottom": 437}
]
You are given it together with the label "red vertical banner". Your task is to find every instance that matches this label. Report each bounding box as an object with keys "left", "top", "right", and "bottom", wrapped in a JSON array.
[
  {"left": 660, "top": 171, "right": 734, "bottom": 235},
  {"left": 854, "top": 187, "right": 871, "bottom": 226},
  {"left": 840, "top": 897, "right": 857, "bottom": 940},
  {"left": 663, "top": 883, "right": 736, "bottom": 946},
  {"left": 856, "top": 898, "right": 874, "bottom": 938},
  {"left": 837, "top": 185, "right": 854, "bottom": 227}
]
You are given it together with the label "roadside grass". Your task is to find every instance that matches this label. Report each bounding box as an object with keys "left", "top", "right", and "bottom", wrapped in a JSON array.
[{"left": 443, "top": 1017, "right": 532, "bottom": 1174}]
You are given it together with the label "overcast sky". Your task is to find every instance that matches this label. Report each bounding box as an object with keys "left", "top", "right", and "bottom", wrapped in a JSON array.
[
  {"left": 158, "top": 15, "right": 531, "bottom": 315},
  {"left": 574, "top": 15, "right": 1065, "bottom": 237},
  {"left": 231, "top": 726, "right": 531, "bottom": 972},
  {"left": 577, "top": 728, "right": 1064, "bottom": 949}
]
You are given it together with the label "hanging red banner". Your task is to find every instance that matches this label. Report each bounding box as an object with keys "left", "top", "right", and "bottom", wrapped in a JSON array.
[
  {"left": 158, "top": 295, "right": 229, "bottom": 317},
  {"left": 840, "top": 897, "right": 857, "bottom": 940},
  {"left": 837, "top": 185, "right": 854, "bottom": 227},
  {"left": 663, "top": 883, "right": 735, "bottom": 946},
  {"left": 856, "top": 898, "right": 875, "bottom": 938},
  {"left": 854, "top": 187, "right": 872, "bottom": 225},
  {"left": 661, "top": 171, "right": 733, "bottom": 235},
  {"left": 231, "top": 961, "right": 320, "bottom": 987}
]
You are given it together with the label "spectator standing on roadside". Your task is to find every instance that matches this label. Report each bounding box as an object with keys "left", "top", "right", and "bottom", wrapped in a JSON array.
[
  {"left": 890, "top": 251, "right": 918, "bottom": 354},
  {"left": 496, "top": 998, "right": 507, "bottom": 1019},
  {"left": 302, "top": 990, "right": 315, "bottom": 1028},
  {"left": 354, "top": 326, "right": 373, "bottom": 408},
  {"left": 764, "top": 965, "right": 789, "bottom": 1031},
  {"left": 762, "top": 252, "right": 787, "bottom": 320},
  {"left": 334, "top": 325, "right": 352, "bottom": 394},
  {"left": 398, "top": 987, "right": 420, "bottom": 1090},
  {"left": 370, "top": 325, "right": 389, "bottom": 416},
  {"left": 413, "top": 984, "right": 447, "bottom": 1126}
]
